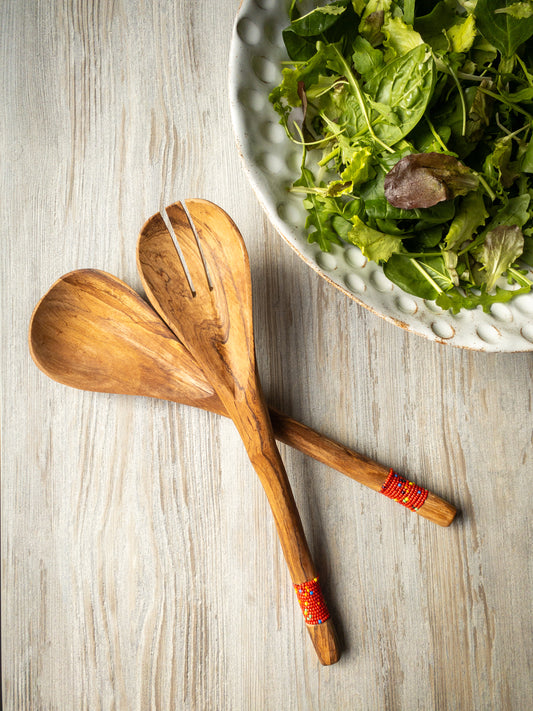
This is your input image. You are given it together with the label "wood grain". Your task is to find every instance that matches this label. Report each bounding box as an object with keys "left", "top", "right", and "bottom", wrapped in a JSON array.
[{"left": 2, "top": 0, "right": 533, "bottom": 708}]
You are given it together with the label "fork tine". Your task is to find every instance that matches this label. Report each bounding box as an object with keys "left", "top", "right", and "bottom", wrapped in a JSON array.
[
  {"left": 164, "top": 202, "right": 212, "bottom": 294},
  {"left": 160, "top": 204, "right": 196, "bottom": 297},
  {"left": 182, "top": 201, "right": 214, "bottom": 291}
]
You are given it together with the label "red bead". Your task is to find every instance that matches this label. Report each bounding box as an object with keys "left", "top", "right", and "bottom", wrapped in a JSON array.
[
  {"left": 381, "top": 469, "right": 428, "bottom": 511},
  {"left": 293, "top": 577, "right": 330, "bottom": 625}
]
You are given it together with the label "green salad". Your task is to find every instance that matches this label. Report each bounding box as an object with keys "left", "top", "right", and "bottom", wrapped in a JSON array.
[{"left": 269, "top": 0, "right": 533, "bottom": 312}]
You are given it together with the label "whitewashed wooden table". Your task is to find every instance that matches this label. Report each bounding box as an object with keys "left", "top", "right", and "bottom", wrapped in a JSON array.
[{"left": 2, "top": 1, "right": 533, "bottom": 709}]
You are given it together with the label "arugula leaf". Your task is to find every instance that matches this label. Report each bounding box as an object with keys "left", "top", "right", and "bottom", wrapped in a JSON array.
[
  {"left": 291, "top": 131, "right": 367, "bottom": 251},
  {"left": 436, "top": 285, "right": 530, "bottom": 313},
  {"left": 292, "top": 158, "right": 343, "bottom": 251},
  {"left": 269, "top": 42, "right": 345, "bottom": 127}
]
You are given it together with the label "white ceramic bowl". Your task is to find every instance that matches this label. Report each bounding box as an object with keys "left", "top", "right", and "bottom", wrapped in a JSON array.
[{"left": 228, "top": 0, "right": 533, "bottom": 352}]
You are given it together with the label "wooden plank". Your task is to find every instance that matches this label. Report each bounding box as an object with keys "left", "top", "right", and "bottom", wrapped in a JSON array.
[{"left": 2, "top": 0, "right": 533, "bottom": 708}]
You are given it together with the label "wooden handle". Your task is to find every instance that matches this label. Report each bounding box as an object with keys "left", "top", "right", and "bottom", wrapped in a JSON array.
[
  {"left": 305, "top": 619, "right": 340, "bottom": 666},
  {"left": 230, "top": 396, "right": 341, "bottom": 665},
  {"left": 268, "top": 409, "right": 456, "bottom": 528}
]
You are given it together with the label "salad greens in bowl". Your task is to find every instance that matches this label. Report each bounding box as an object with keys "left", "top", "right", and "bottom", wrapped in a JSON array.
[{"left": 229, "top": 0, "right": 533, "bottom": 350}]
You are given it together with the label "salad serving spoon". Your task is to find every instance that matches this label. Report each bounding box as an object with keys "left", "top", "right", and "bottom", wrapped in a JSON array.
[{"left": 28, "top": 268, "right": 455, "bottom": 528}]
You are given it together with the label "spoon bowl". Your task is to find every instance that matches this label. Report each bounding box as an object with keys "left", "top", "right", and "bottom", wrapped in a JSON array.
[{"left": 29, "top": 269, "right": 222, "bottom": 413}]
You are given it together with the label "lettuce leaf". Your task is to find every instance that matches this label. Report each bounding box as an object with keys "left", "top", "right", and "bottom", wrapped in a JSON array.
[
  {"left": 346, "top": 215, "right": 404, "bottom": 262},
  {"left": 477, "top": 224, "right": 524, "bottom": 290}
]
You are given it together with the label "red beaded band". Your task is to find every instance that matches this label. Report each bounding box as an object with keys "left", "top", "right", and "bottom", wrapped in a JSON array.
[
  {"left": 294, "top": 577, "right": 330, "bottom": 625},
  {"left": 380, "top": 469, "right": 429, "bottom": 511}
]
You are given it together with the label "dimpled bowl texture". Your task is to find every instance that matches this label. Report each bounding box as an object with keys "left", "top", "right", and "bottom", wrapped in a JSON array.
[{"left": 228, "top": 0, "right": 533, "bottom": 352}]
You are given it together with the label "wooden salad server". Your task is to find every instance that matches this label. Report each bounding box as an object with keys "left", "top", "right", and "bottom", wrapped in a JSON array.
[
  {"left": 29, "top": 268, "right": 455, "bottom": 528},
  {"left": 137, "top": 199, "right": 342, "bottom": 664}
]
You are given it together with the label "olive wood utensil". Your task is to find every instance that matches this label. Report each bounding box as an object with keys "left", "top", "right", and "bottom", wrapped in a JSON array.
[
  {"left": 137, "top": 199, "right": 342, "bottom": 664},
  {"left": 28, "top": 268, "right": 455, "bottom": 529}
]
